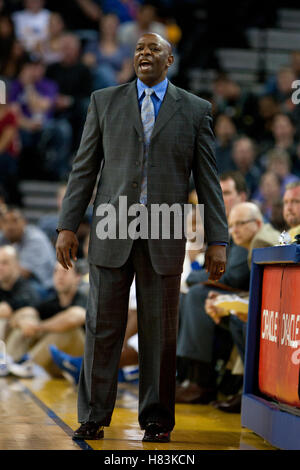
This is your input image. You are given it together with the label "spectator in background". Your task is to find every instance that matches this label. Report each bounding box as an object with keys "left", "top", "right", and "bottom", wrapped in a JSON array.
[
  {"left": 212, "top": 75, "right": 260, "bottom": 139},
  {"left": 269, "top": 199, "right": 287, "bottom": 233},
  {"left": 0, "top": 15, "right": 16, "bottom": 75},
  {"left": 266, "top": 148, "right": 298, "bottom": 194},
  {"left": 266, "top": 113, "right": 300, "bottom": 177},
  {"left": 12, "top": 0, "right": 50, "bottom": 54},
  {"left": 46, "top": 0, "right": 102, "bottom": 38},
  {"left": 83, "top": 13, "right": 133, "bottom": 89},
  {"left": 0, "top": 104, "right": 21, "bottom": 203},
  {"left": 175, "top": 172, "right": 250, "bottom": 403},
  {"left": 283, "top": 182, "right": 300, "bottom": 242},
  {"left": 188, "top": 170, "right": 248, "bottom": 230},
  {"left": 118, "top": 3, "right": 167, "bottom": 53},
  {"left": 0, "top": 245, "right": 38, "bottom": 341},
  {"left": 0, "top": 207, "right": 55, "bottom": 299},
  {"left": 9, "top": 60, "right": 72, "bottom": 179},
  {"left": 252, "top": 171, "right": 282, "bottom": 222},
  {"left": 219, "top": 171, "right": 248, "bottom": 218},
  {"left": 256, "top": 94, "right": 279, "bottom": 144},
  {"left": 0, "top": 40, "right": 30, "bottom": 86},
  {"left": 32, "top": 11, "right": 66, "bottom": 65},
  {"left": 274, "top": 67, "right": 296, "bottom": 114},
  {"left": 253, "top": 147, "right": 299, "bottom": 222},
  {"left": 101, "top": 0, "right": 141, "bottom": 24},
  {"left": 214, "top": 114, "right": 237, "bottom": 174},
  {"left": 290, "top": 51, "right": 300, "bottom": 80},
  {"left": 205, "top": 202, "right": 279, "bottom": 413},
  {"left": 231, "top": 137, "right": 261, "bottom": 197},
  {"left": 46, "top": 33, "right": 92, "bottom": 151},
  {"left": 264, "top": 66, "right": 297, "bottom": 114},
  {"left": 4, "top": 261, "right": 87, "bottom": 378},
  {"left": 0, "top": 15, "right": 30, "bottom": 84}
]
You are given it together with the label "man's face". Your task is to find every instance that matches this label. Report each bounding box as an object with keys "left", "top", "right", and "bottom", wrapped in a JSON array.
[
  {"left": 1, "top": 211, "right": 25, "bottom": 243},
  {"left": 283, "top": 187, "right": 300, "bottom": 228},
  {"left": 25, "top": 0, "right": 44, "bottom": 13},
  {"left": 0, "top": 248, "right": 19, "bottom": 284},
  {"left": 228, "top": 207, "right": 260, "bottom": 248},
  {"left": 134, "top": 33, "right": 174, "bottom": 87},
  {"left": 220, "top": 178, "right": 245, "bottom": 218},
  {"left": 60, "top": 36, "right": 80, "bottom": 64},
  {"left": 53, "top": 262, "right": 80, "bottom": 294},
  {"left": 232, "top": 139, "right": 255, "bottom": 169},
  {"left": 272, "top": 115, "right": 294, "bottom": 140}
]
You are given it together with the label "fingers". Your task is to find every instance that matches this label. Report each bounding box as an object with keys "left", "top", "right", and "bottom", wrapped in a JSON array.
[
  {"left": 207, "top": 261, "right": 225, "bottom": 280},
  {"left": 208, "top": 262, "right": 226, "bottom": 281},
  {"left": 56, "top": 232, "right": 78, "bottom": 270},
  {"left": 205, "top": 245, "right": 226, "bottom": 280},
  {"left": 71, "top": 242, "right": 78, "bottom": 263},
  {"left": 207, "top": 290, "right": 218, "bottom": 299},
  {"left": 205, "top": 257, "right": 226, "bottom": 280},
  {"left": 56, "top": 246, "right": 72, "bottom": 270}
]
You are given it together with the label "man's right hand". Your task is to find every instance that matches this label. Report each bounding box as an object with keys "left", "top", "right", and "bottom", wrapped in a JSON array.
[{"left": 56, "top": 230, "right": 79, "bottom": 270}]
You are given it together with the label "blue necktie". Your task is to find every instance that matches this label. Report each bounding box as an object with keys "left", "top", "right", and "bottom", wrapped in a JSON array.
[{"left": 140, "top": 88, "right": 155, "bottom": 205}]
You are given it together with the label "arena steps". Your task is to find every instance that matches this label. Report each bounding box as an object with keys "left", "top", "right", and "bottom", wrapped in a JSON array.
[{"left": 18, "top": 180, "right": 60, "bottom": 224}]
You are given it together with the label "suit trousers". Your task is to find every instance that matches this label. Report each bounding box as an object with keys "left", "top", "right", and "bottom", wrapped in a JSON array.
[{"left": 77, "top": 238, "right": 181, "bottom": 430}]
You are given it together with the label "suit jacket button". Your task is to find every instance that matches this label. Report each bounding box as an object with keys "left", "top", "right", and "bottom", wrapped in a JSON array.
[{"left": 132, "top": 182, "right": 138, "bottom": 188}]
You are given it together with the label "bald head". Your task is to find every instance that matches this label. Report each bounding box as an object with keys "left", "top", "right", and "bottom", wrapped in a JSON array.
[
  {"left": 0, "top": 245, "right": 20, "bottom": 287},
  {"left": 0, "top": 245, "right": 18, "bottom": 259},
  {"left": 231, "top": 202, "right": 263, "bottom": 222},
  {"left": 140, "top": 33, "right": 172, "bottom": 54},
  {"left": 229, "top": 202, "right": 263, "bottom": 249}
]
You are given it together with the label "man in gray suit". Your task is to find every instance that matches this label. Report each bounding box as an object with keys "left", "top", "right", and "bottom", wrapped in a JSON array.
[{"left": 56, "top": 33, "right": 228, "bottom": 442}]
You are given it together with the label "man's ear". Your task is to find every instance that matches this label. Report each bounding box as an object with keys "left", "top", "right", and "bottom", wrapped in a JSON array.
[{"left": 167, "top": 55, "right": 174, "bottom": 67}]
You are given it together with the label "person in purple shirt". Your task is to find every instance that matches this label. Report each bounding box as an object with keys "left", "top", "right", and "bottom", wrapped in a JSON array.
[{"left": 9, "top": 59, "right": 72, "bottom": 180}]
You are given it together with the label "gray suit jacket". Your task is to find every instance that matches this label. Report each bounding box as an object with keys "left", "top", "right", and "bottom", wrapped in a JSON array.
[{"left": 58, "top": 80, "right": 228, "bottom": 275}]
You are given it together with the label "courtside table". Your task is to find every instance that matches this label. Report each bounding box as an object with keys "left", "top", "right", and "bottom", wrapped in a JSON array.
[{"left": 242, "top": 244, "right": 300, "bottom": 450}]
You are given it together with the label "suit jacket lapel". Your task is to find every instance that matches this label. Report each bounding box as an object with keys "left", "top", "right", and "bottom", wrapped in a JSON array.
[
  {"left": 151, "top": 81, "right": 181, "bottom": 140},
  {"left": 124, "top": 80, "right": 144, "bottom": 138},
  {"left": 124, "top": 80, "right": 181, "bottom": 140}
]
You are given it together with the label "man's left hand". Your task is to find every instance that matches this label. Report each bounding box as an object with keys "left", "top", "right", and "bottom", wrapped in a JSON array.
[{"left": 204, "top": 245, "right": 226, "bottom": 281}]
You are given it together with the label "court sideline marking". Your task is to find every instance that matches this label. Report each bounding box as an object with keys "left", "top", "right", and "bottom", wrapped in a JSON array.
[{"left": 14, "top": 378, "right": 93, "bottom": 450}]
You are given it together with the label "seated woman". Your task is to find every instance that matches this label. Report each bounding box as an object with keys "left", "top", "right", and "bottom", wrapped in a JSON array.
[
  {"left": 32, "top": 12, "right": 66, "bottom": 65},
  {"left": 82, "top": 13, "right": 133, "bottom": 89}
]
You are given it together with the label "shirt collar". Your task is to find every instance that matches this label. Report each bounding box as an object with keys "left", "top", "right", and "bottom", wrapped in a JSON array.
[{"left": 137, "top": 77, "right": 168, "bottom": 102}]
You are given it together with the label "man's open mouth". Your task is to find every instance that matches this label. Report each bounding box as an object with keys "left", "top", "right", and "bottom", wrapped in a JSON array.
[{"left": 139, "top": 61, "right": 153, "bottom": 71}]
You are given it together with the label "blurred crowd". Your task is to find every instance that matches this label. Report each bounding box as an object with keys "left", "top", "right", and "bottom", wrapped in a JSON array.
[{"left": 1, "top": 0, "right": 300, "bottom": 412}]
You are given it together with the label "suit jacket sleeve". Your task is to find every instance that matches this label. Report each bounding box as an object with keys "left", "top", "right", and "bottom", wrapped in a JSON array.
[
  {"left": 192, "top": 103, "right": 228, "bottom": 244},
  {"left": 57, "top": 92, "right": 103, "bottom": 233}
]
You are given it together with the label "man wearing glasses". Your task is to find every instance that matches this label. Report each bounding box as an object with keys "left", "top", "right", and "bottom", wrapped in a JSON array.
[
  {"left": 176, "top": 201, "right": 279, "bottom": 405},
  {"left": 204, "top": 202, "right": 279, "bottom": 413}
]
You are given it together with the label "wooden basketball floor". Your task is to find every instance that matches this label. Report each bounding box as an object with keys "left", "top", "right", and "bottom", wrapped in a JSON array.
[{"left": 0, "top": 368, "right": 275, "bottom": 451}]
